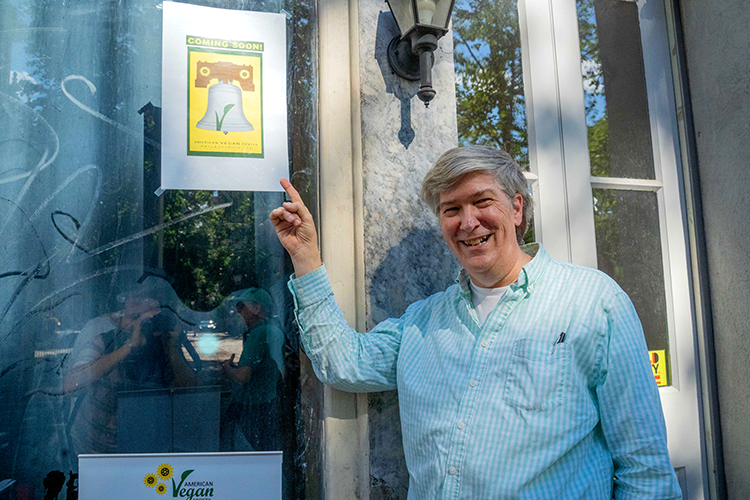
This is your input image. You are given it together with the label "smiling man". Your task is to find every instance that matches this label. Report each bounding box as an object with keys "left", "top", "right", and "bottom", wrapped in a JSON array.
[{"left": 271, "top": 145, "right": 681, "bottom": 500}]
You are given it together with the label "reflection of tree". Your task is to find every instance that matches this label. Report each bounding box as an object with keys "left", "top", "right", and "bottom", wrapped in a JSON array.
[
  {"left": 453, "top": 0, "right": 536, "bottom": 242},
  {"left": 592, "top": 189, "right": 620, "bottom": 280},
  {"left": 593, "top": 189, "right": 670, "bottom": 358},
  {"left": 162, "top": 191, "right": 256, "bottom": 311},
  {"left": 453, "top": 0, "right": 528, "bottom": 167},
  {"left": 587, "top": 116, "right": 610, "bottom": 177},
  {"left": 577, "top": 0, "right": 611, "bottom": 177},
  {"left": 578, "top": 0, "right": 602, "bottom": 115},
  {"left": 580, "top": 0, "right": 616, "bottom": 282}
]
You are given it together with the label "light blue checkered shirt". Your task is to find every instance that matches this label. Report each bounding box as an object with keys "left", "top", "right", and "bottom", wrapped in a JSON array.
[{"left": 289, "top": 244, "right": 681, "bottom": 499}]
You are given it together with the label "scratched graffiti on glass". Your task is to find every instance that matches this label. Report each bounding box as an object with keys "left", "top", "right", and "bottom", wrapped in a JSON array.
[{"left": 0, "top": 1, "right": 319, "bottom": 499}]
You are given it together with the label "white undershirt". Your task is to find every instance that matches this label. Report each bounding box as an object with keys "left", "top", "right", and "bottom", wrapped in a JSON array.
[{"left": 470, "top": 281, "right": 510, "bottom": 326}]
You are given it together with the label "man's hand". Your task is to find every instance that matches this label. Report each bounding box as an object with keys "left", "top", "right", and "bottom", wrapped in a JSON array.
[
  {"left": 220, "top": 353, "right": 236, "bottom": 373},
  {"left": 270, "top": 178, "right": 322, "bottom": 277},
  {"left": 220, "top": 354, "right": 251, "bottom": 384},
  {"left": 128, "top": 308, "right": 159, "bottom": 348}
]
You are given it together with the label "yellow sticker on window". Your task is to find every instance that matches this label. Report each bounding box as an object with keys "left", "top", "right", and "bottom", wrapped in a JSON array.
[{"left": 649, "top": 350, "right": 668, "bottom": 387}]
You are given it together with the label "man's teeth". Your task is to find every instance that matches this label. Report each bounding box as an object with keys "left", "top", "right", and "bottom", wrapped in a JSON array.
[{"left": 463, "top": 235, "right": 490, "bottom": 246}]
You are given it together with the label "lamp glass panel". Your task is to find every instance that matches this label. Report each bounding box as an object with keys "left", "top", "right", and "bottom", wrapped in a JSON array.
[
  {"left": 389, "top": 0, "right": 417, "bottom": 36},
  {"left": 432, "top": 0, "right": 455, "bottom": 29}
]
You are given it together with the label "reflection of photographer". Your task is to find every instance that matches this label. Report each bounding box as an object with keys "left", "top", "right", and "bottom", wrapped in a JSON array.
[
  {"left": 64, "top": 295, "right": 199, "bottom": 454},
  {"left": 221, "top": 288, "right": 283, "bottom": 451}
]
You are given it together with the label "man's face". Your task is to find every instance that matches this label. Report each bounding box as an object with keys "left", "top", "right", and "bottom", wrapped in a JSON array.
[
  {"left": 122, "top": 297, "right": 160, "bottom": 326},
  {"left": 438, "top": 171, "right": 523, "bottom": 286},
  {"left": 236, "top": 301, "right": 262, "bottom": 327}
]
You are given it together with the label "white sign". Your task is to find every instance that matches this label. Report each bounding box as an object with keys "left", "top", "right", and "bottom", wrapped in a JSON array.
[
  {"left": 161, "top": 2, "right": 288, "bottom": 192},
  {"left": 79, "top": 452, "right": 282, "bottom": 499}
]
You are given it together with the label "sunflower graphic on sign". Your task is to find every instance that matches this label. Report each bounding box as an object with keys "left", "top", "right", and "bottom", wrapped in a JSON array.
[
  {"left": 142, "top": 463, "right": 174, "bottom": 496},
  {"left": 143, "top": 473, "right": 158, "bottom": 488},
  {"left": 156, "top": 463, "right": 174, "bottom": 481}
]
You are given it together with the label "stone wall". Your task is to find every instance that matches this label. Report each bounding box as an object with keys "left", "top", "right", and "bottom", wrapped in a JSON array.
[{"left": 356, "top": 4, "right": 459, "bottom": 498}]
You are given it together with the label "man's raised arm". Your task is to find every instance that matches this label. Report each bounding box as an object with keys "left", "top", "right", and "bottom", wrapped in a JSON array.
[{"left": 268, "top": 178, "right": 401, "bottom": 393}]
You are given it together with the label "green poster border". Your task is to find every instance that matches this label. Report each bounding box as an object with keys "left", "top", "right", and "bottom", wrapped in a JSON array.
[{"left": 186, "top": 46, "right": 264, "bottom": 158}]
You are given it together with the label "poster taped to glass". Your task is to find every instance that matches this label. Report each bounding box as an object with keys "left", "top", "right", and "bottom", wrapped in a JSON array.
[{"left": 161, "top": 2, "right": 288, "bottom": 192}]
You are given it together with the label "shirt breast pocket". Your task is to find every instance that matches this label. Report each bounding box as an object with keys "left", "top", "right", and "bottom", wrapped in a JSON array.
[{"left": 503, "top": 338, "right": 568, "bottom": 411}]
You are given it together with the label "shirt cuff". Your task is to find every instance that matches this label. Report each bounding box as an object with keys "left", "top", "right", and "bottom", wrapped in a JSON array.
[{"left": 287, "top": 264, "right": 332, "bottom": 309}]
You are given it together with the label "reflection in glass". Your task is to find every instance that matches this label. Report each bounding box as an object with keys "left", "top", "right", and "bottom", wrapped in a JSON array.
[
  {"left": 453, "top": 0, "right": 528, "bottom": 169},
  {"left": 65, "top": 290, "right": 201, "bottom": 455},
  {"left": 577, "top": 0, "right": 655, "bottom": 179},
  {"left": 220, "top": 288, "right": 284, "bottom": 452},
  {"left": 0, "top": 1, "right": 318, "bottom": 498},
  {"left": 593, "top": 189, "right": 670, "bottom": 384}
]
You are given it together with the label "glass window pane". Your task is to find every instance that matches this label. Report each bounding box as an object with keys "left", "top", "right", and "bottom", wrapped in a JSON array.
[
  {"left": 453, "top": 0, "right": 528, "bottom": 169},
  {"left": 0, "top": 1, "right": 318, "bottom": 498},
  {"left": 593, "top": 189, "right": 670, "bottom": 385},
  {"left": 577, "top": 0, "right": 655, "bottom": 179}
]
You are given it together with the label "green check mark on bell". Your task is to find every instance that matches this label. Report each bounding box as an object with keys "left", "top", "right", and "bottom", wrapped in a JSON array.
[{"left": 215, "top": 103, "right": 235, "bottom": 131}]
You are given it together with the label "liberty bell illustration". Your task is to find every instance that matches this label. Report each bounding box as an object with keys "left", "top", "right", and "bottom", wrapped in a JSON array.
[{"left": 195, "top": 61, "right": 255, "bottom": 134}]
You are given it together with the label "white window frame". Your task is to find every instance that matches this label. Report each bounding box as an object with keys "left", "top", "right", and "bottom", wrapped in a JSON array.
[{"left": 518, "top": 0, "right": 707, "bottom": 497}]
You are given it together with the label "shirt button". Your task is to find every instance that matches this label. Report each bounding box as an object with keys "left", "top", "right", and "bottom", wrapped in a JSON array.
[
  {"left": 449, "top": 467, "right": 457, "bottom": 476},
  {"left": 481, "top": 341, "right": 489, "bottom": 348},
  {"left": 297, "top": 288, "right": 304, "bottom": 296},
  {"left": 528, "top": 283, "right": 534, "bottom": 291},
  {"left": 457, "top": 421, "right": 466, "bottom": 429},
  {"left": 470, "top": 380, "right": 478, "bottom": 387}
]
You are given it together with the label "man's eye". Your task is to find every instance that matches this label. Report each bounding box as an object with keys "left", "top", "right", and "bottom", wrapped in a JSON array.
[
  {"left": 443, "top": 207, "right": 459, "bottom": 216},
  {"left": 475, "top": 199, "right": 492, "bottom": 207}
]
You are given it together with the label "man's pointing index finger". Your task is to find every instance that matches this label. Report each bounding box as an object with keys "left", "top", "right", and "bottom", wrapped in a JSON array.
[{"left": 280, "top": 178, "right": 302, "bottom": 203}]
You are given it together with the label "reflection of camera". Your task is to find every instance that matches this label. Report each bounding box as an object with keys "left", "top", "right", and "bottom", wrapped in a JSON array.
[{"left": 143, "top": 310, "right": 177, "bottom": 335}]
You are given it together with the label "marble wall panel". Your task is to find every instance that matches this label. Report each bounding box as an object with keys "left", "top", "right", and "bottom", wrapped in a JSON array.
[{"left": 357, "top": 3, "right": 460, "bottom": 498}]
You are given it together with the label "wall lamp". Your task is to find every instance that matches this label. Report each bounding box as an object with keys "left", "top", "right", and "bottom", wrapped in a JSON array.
[{"left": 385, "top": 0, "right": 456, "bottom": 107}]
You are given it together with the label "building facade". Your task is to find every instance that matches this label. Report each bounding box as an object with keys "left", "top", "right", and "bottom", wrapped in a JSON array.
[{"left": 0, "top": 0, "right": 747, "bottom": 498}]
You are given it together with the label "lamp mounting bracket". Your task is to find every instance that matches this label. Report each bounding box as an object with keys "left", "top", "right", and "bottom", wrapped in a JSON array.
[{"left": 387, "top": 35, "right": 421, "bottom": 81}]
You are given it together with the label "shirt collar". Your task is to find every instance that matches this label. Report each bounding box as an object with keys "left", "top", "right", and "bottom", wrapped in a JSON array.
[{"left": 456, "top": 243, "right": 549, "bottom": 296}]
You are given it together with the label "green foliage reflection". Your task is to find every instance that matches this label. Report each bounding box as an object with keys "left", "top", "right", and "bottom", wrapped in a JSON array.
[
  {"left": 577, "top": 0, "right": 611, "bottom": 177},
  {"left": 453, "top": 0, "right": 528, "bottom": 168}
]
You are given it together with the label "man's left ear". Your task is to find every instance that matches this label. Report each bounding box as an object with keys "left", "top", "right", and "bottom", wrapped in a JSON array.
[{"left": 513, "top": 194, "right": 524, "bottom": 226}]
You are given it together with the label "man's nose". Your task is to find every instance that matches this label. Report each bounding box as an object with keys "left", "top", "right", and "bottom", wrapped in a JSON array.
[{"left": 459, "top": 207, "right": 480, "bottom": 232}]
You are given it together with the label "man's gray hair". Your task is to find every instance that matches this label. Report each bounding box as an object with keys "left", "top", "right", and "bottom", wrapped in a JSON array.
[{"left": 421, "top": 145, "right": 533, "bottom": 243}]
